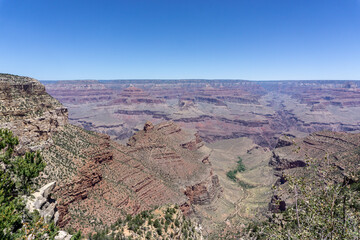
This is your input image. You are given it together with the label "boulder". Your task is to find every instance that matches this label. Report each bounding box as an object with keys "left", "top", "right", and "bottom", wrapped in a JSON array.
[
  {"left": 54, "top": 231, "right": 72, "bottom": 240},
  {"left": 143, "top": 121, "right": 154, "bottom": 132},
  {"left": 26, "top": 181, "right": 58, "bottom": 224}
]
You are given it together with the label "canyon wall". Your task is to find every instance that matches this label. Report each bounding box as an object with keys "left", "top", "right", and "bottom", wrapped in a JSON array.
[
  {"left": 43, "top": 79, "right": 360, "bottom": 149},
  {"left": 0, "top": 74, "right": 68, "bottom": 153},
  {"left": 44, "top": 121, "right": 222, "bottom": 234},
  {"left": 1, "top": 74, "right": 223, "bottom": 234}
]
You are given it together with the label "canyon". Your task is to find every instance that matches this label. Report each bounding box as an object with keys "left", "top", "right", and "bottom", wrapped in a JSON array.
[
  {"left": 40, "top": 78, "right": 360, "bottom": 236},
  {"left": 1, "top": 74, "right": 223, "bottom": 235},
  {"left": 43, "top": 79, "right": 360, "bottom": 148},
  {"left": 1, "top": 73, "right": 360, "bottom": 238}
]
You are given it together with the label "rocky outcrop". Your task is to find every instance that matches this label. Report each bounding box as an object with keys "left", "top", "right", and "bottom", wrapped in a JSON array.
[
  {"left": 181, "top": 133, "right": 204, "bottom": 151},
  {"left": 26, "top": 182, "right": 59, "bottom": 224},
  {"left": 143, "top": 120, "right": 154, "bottom": 132},
  {"left": 275, "top": 135, "right": 294, "bottom": 148},
  {"left": 179, "top": 99, "right": 195, "bottom": 110},
  {"left": 0, "top": 74, "right": 68, "bottom": 153},
  {"left": 24, "top": 182, "right": 73, "bottom": 240},
  {"left": 185, "top": 173, "right": 221, "bottom": 205},
  {"left": 54, "top": 231, "right": 72, "bottom": 240}
]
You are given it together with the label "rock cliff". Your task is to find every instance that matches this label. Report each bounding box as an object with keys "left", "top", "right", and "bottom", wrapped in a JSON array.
[
  {"left": 0, "top": 74, "right": 68, "bottom": 153},
  {"left": 46, "top": 122, "right": 221, "bottom": 234},
  {"left": 1, "top": 74, "right": 222, "bottom": 235}
]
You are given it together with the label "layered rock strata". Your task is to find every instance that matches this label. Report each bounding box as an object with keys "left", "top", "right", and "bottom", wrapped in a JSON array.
[
  {"left": 0, "top": 74, "right": 68, "bottom": 153},
  {"left": 47, "top": 122, "right": 221, "bottom": 234},
  {"left": 43, "top": 79, "right": 275, "bottom": 147},
  {"left": 42, "top": 80, "right": 115, "bottom": 104},
  {"left": 1, "top": 74, "right": 222, "bottom": 235},
  {"left": 42, "top": 79, "right": 360, "bottom": 148}
]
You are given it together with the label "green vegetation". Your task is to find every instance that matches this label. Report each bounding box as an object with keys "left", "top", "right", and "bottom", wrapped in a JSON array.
[
  {"left": 40, "top": 124, "right": 99, "bottom": 186},
  {"left": 71, "top": 231, "right": 82, "bottom": 240},
  {"left": 89, "top": 205, "right": 200, "bottom": 239},
  {"left": 226, "top": 169, "right": 238, "bottom": 181},
  {"left": 226, "top": 157, "right": 255, "bottom": 189},
  {"left": 13, "top": 151, "right": 46, "bottom": 195},
  {"left": 235, "top": 157, "right": 246, "bottom": 172},
  {"left": 237, "top": 179, "right": 255, "bottom": 189},
  {"left": 226, "top": 157, "right": 248, "bottom": 184},
  {"left": 0, "top": 129, "right": 59, "bottom": 239}
]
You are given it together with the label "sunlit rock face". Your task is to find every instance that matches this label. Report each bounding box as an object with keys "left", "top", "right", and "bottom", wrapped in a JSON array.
[
  {"left": 49, "top": 121, "right": 220, "bottom": 234},
  {"left": 0, "top": 74, "right": 68, "bottom": 153}
]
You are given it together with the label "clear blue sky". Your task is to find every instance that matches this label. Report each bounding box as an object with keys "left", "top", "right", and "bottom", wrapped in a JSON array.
[{"left": 0, "top": 0, "right": 360, "bottom": 80}]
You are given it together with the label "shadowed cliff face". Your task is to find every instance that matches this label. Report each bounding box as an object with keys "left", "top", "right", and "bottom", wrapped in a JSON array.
[
  {"left": 0, "top": 74, "right": 68, "bottom": 153},
  {"left": 43, "top": 79, "right": 360, "bottom": 148}
]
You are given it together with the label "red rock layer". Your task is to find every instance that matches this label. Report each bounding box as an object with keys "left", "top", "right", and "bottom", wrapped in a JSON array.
[
  {"left": 52, "top": 121, "right": 221, "bottom": 234},
  {"left": 184, "top": 172, "right": 221, "bottom": 205}
]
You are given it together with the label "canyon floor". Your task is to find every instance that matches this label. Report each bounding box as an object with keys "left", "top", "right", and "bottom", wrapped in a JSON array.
[{"left": 201, "top": 138, "right": 275, "bottom": 236}]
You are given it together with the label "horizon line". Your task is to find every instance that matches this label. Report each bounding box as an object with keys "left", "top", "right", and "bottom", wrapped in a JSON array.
[{"left": 39, "top": 79, "right": 360, "bottom": 82}]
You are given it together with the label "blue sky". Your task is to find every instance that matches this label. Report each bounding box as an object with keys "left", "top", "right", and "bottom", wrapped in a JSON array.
[{"left": 0, "top": 0, "right": 360, "bottom": 80}]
